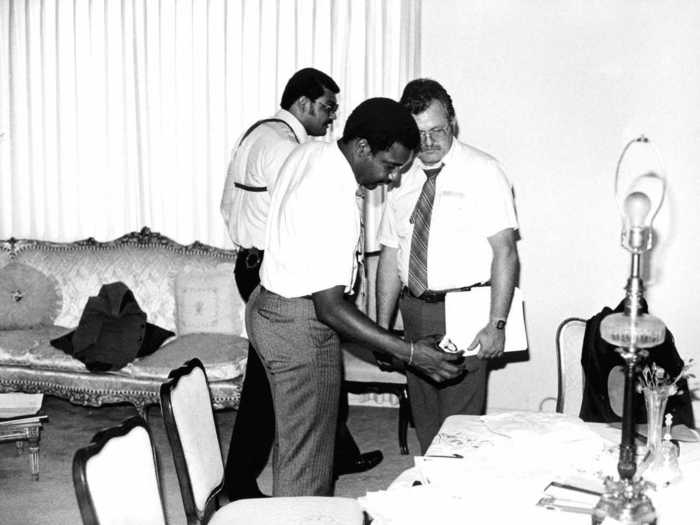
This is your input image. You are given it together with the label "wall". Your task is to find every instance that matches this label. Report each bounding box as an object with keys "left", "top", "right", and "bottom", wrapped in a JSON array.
[{"left": 420, "top": 1, "right": 700, "bottom": 411}]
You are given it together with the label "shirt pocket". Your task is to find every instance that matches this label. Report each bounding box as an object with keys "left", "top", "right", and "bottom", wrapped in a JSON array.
[{"left": 434, "top": 190, "right": 469, "bottom": 232}]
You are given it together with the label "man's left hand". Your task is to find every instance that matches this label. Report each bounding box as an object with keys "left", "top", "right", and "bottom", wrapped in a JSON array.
[{"left": 467, "top": 324, "right": 505, "bottom": 359}]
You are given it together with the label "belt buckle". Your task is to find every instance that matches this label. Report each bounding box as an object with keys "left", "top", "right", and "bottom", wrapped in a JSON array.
[{"left": 244, "top": 249, "right": 262, "bottom": 270}]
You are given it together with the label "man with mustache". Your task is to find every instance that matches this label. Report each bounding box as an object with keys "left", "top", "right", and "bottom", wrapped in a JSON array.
[
  {"left": 376, "top": 79, "right": 520, "bottom": 453},
  {"left": 248, "top": 98, "right": 466, "bottom": 495},
  {"left": 220, "top": 68, "right": 381, "bottom": 501}
]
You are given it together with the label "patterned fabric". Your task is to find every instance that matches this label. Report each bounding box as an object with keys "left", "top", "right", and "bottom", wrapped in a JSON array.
[
  {"left": 124, "top": 333, "right": 248, "bottom": 381},
  {"left": 0, "top": 327, "right": 247, "bottom": 381},
  {"left": 5, "top": 232, "right": 240, "bottom": 331},
  {"left": 0, "top": 262, "right": 62, "bottom": 328},
  {"left": 407, "top": 166, "right": 443, "bottom": 296},
  {"left": 174, "top": 264, "right": 241, "bottom": 336}
]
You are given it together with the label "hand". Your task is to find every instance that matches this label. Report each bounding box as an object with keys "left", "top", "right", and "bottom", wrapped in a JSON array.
[
  {"left": 467, "top": 324, "right": 505, "bottom": 359},
  {"left": 409, "top": 334, "right": 465, "bottom": 382}
]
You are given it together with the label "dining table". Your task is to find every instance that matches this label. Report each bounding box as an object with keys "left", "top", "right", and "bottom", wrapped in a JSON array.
[{"left": 359, "top": 411, "right": 700, "bottom": 524}]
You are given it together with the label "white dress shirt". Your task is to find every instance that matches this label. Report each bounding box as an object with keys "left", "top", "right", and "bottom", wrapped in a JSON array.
[
  {"left": 261, "top": 141, "right": 361, "bottom": 298},
  {"left": 378, "top": 139, "right": 518, "bottom": 290},
  {"left": 220, "top": 109, "right": 309, "bottom": 249}
]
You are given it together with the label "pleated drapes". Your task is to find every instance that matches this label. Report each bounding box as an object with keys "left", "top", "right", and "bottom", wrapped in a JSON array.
[{"left": 0, "top": 0, "right": 421, "bottom": 246}]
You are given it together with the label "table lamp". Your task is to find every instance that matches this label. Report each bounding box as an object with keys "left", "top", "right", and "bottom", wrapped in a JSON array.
[{"left": 593, "top": 136, "right": 666, "bottom": 525}]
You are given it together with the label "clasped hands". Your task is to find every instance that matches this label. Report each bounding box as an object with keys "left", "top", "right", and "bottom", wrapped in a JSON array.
[{"left": 410, "top": 326, "right": 506, "bottom": 382}]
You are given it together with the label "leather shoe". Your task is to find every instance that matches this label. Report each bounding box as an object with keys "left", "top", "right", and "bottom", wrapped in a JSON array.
[{"left": 335, "top": 450, "right": 383, "bottom": 476}]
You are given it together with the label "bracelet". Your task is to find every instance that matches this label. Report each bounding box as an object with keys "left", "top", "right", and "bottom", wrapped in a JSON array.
[{"left": 408, "top": 341, "right": 415, "bottom": 366}]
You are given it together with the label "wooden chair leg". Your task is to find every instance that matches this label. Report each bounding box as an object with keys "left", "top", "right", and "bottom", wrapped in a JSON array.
[
  {"left": 27, "top": 427, "right": 41, "bottom": 481},
  {"left": 398, "top": 387, "right": 410, "bottom": 455}
]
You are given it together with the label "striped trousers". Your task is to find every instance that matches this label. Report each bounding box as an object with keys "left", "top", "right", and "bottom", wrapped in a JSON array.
[{"left": 246, "top": 286, "right": 342, "bottom": 496}]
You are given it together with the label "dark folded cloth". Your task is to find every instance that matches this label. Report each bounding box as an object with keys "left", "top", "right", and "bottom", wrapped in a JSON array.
[{"left": 50, "top": 282, "right": 174, "bottom": 372}]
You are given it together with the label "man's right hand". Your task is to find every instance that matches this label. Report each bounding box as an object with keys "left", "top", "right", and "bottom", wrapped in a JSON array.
[{"left": 409, "top": 335, "right": 465, "bottom": 382}]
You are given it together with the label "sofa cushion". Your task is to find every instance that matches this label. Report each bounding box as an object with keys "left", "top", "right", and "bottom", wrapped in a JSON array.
[
  {"left": 123, "top": 333, "right": 248, "bottom": 382},
  {"left": 0, "top": 328, "right": 247, "bottom": 383},
  {"left": 0, "top": 263, "right": 62, "bottom": 329},
  {"left": 174, "top": 264, "right": 241, "bottom": 336},
  {"left": 0, "top": 326, "right": 83, "bottom": 371}
]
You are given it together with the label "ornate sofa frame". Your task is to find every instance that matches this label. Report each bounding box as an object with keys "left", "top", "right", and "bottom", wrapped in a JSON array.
[{"left": 0, "top": 228, "right": 246, "bottom": 417}]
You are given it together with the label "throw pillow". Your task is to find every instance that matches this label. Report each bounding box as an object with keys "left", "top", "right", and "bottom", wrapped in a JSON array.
[
  {"left": 174, "top": 264, "right": 241, "bottom": 335},
  {"left": 0, "top": 262, "right": 62, "bottom": 329}
]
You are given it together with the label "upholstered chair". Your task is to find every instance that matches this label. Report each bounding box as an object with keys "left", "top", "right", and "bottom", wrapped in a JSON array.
[
  {"left": 72, "top": 416, "right": 167, "bottom": 525},
  {"left": 160, "top": 358, "right": 365, "bottom": 525}
]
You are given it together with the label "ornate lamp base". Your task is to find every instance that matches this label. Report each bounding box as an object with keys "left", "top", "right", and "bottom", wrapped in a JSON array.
[{"left": 592, "top": 477, "right": 656, "bottom": 525}]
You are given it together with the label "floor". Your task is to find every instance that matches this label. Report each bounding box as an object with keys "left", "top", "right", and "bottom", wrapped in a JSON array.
[{"left": 0, "top": 396, "right": 419, "bottom": 525}]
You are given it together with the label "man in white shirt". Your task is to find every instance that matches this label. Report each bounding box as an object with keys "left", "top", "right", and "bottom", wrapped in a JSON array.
[
  {"left": 220, "top": 68, "right": 380, "bottom": 501},
  {"left": 376, "top": 79, "right": 520, "bottom": 453},
  {"left": 249, "top": 98, "right": 466, "bottom": 496}
]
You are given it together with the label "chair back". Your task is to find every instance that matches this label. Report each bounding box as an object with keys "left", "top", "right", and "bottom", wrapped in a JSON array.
[
  {"left": 160, "top": 358, "right": 223, "bottom": 524},
  {"left": 556, "top": 317, "right": 587, "bottom": 416},
  {"left": 72, "top": 416, "right": 167, "bottom": 525}
]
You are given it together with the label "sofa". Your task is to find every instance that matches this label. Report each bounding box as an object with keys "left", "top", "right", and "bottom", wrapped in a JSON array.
[{"left": 0, "top": 227, "right": 248, "bottom": 417}]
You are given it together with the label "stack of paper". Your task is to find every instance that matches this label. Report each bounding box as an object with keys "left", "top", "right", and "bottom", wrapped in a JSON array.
[{"left": 0, "top": 393, "right": 44, "bottom": 419}]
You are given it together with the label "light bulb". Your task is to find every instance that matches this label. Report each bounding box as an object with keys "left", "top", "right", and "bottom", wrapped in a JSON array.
[{"left": 623, "top": 192, "right": 651, "bottom": 228}]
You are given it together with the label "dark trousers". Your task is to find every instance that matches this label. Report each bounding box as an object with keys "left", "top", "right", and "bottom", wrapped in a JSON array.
[
  {"left": 224, "top": 250, "right": 360, "bottom": 498},
  {"left": 399, "top": 293, "right": 487, "bottom": 454}
]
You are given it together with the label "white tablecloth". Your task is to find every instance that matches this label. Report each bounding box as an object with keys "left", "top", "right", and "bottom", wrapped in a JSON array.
[{"left": 359, "top": 411, "right": 700, "bottom": 524}]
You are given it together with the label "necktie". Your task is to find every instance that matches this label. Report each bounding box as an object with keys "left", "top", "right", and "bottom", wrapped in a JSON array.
[{"left": 407, "top": 165, "right": 443, "bottom": 297}]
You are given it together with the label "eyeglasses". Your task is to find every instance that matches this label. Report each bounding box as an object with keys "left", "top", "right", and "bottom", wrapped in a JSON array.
[
  {"left": 419, "top": 125, "right": 450, "bottom": 141},
  {"left": 317, "top": 100, "right": 339, "bottom": 115}
]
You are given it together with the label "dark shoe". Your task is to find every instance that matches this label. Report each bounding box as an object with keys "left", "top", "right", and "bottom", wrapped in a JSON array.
[{"left": 335, "top": 450, "right": 383, "bottom": 476}]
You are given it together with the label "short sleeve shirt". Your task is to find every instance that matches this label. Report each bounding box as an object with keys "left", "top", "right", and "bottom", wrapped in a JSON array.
[
  {"left": 377, "top": 139, "right": 518, "bottom": 289},
  {"left": 220, "top": 109, "right": 308, "bottom": 249},
  {"left": 261, "top": 141, "right": 362, "bottom": 298}
]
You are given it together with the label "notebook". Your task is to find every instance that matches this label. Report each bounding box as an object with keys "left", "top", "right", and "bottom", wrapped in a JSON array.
[{"left": 444, "top": 287, "right": 528, "bottom": 356}]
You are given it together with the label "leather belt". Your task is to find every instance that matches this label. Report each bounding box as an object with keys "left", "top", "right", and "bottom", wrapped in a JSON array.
[{"left": 402, "top": 282, "right": 489, "bottom": 303}]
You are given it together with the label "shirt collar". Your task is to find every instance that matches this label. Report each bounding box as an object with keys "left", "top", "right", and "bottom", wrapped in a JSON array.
[
  {"left": 414, "top": 140, "right": 457, "bottom": 172},
  {"left": 274, "top": 109, "right": 309, "bottom": 144}
]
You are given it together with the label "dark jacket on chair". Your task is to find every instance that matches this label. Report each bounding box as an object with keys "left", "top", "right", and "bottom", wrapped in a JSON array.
[{"left": 579, "top": 301, "right": 695, "bottom": 428}]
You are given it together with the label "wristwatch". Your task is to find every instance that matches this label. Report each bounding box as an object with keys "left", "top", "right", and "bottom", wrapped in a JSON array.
[{"left": 493, "top": 319, "right": 507, "bottom": 330}]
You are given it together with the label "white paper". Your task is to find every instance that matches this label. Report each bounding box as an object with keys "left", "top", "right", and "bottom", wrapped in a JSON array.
[
  {"left": 444, "top": 286, "right": 528, "bottom": 356},
  {"left": 0, "top": 393, "right": 44, "bottom": 418}
]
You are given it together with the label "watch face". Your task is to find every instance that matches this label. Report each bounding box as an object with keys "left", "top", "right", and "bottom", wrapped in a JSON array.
[{"left": 495, "top": 320, "right": 506, "bottom": 330}]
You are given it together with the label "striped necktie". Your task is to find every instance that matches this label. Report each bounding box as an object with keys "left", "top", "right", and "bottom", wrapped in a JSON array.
[{"left": 407, "top": 165, "right": 443, "bottom": 297}]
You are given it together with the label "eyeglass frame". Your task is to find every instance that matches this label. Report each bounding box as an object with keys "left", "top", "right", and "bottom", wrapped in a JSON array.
[
  {"left": 316, "top": 99, "right": 339, "bottom": 115},
  {"left": 419, "top": 125, "right": 451, "bottom": 142}
]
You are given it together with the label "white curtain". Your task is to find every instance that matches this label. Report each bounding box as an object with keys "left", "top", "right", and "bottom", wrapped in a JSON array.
[{"left": 0, "top": 0, "right": 421, "bottom": 245}]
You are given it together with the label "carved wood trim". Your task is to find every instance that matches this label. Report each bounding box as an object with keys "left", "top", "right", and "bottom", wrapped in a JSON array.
[{"left": 1, "top": 226, "right": 237, "bottom": 260}]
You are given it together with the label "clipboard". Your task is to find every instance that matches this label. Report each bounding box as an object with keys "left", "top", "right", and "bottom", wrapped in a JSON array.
[{"left": 444, "top": 287, "right": 528, "bottom": 356}]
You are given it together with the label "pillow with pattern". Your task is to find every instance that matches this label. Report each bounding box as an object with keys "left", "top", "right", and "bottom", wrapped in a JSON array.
[
  {"left": 0, "top": 262, "right": 63, "bottom": 329},
  {"left": 174, "top": 263, "right": 241, "bottom": 335}
]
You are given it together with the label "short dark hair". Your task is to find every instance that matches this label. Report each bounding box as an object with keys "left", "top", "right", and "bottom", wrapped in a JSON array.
[
  {"left": 399, "top": 78, "right": 455, "bottom": 120},
  {"left": 280, "top": 68, "right": 339, "bottom": 110},
  {"left": 340, "top": 97, "right": 420, "bottom": 153}
]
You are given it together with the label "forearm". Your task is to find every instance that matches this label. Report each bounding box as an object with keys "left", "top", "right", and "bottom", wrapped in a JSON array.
[
  {"left": 375, "top": 246, "right": 402, "bottom": 329},
  {"left": 489, "top": 235, "right": 519, "bottom": 322},
  {"left": 313, "top": 288, "right": 411, "bottom": 363}
]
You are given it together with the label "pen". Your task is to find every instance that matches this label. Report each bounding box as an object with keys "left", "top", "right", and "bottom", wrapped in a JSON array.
[{"left": 548, "top": 481, "right": 602, "bottom": 496}]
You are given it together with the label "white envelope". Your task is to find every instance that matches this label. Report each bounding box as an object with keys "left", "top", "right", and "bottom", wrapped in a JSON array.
[{"left": 444, "top": 287, "right": 528, "bottom": 356}]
